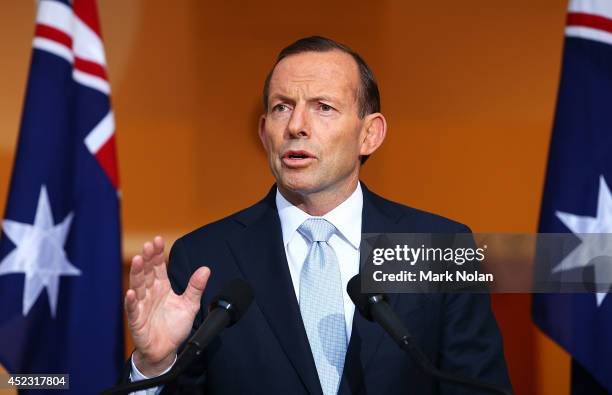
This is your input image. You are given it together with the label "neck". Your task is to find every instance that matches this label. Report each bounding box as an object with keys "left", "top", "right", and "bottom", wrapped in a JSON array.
[{"left": 278, "top": 177, "right": 359, "bottom": 216}]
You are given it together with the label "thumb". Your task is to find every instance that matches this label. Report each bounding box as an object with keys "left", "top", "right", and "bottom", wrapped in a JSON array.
[{"left": 183, "top": 266, "right": 211, "bottom": 309}]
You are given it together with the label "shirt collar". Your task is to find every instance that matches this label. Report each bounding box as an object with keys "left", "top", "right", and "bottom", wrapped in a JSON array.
[{"left": 276, "top": 182, "right": 363, "bottom": 249}]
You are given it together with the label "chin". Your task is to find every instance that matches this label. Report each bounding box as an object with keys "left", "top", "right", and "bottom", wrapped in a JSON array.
[{"left": 277, "top": 173, "right": 320, "bottom": 195}]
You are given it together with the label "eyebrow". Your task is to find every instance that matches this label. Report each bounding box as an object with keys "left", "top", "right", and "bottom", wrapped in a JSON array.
[
  {"left": 268, "top": 94, "right": 294, "bottom": 104},
  {"left": 268, "top": 94, "right": 337, "bottom": 104},
  {"left": 310, "top": 95, "right": 335, "bottom": 103}
]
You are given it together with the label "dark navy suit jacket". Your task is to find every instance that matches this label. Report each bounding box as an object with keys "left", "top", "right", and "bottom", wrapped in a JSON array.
[{"left": 137, "top": 184, "right": 511, "bottom": 394}]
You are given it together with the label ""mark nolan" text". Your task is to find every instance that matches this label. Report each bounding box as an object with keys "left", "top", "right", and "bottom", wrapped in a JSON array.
[{"left": 420, "top": 270, "right": 493, "bottom": 282}]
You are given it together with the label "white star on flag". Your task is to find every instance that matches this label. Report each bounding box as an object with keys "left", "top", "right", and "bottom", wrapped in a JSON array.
[
  {"left": 0, "top": 185, "right": 80, "bottom": 317},
  {"left": 554, "top": 175, "right": 612, "bottom": 307}
]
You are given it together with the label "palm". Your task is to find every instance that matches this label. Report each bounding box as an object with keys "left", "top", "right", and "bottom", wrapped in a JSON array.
[{"left": 125, "top": 236, "right": 210, "bottom": 370}]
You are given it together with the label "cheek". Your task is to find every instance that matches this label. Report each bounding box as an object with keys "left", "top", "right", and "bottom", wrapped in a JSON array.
[
  {"left": 261, "top": 128, "right": 282, "bottom": 153},
  {"left": 324, "top": 124, "right": 362, "bottom": 160},
  {"left": 259, "top": 134, "right": 272, "bottom": 155}
]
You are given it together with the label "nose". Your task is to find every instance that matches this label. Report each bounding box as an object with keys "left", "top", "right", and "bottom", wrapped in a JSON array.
[{"left": 286, "top": 103, "right": 309, "bottom": 139}]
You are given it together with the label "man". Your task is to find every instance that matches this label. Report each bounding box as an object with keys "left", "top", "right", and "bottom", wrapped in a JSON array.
[{"left": 124, "top": 36, "right": 512, "bottom": 394}]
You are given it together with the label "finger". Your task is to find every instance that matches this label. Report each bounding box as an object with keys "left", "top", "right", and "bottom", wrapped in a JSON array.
[
  {"left": 142, "top": 242, "right": 155, "bottom": 289},
  {"left": 152, "top": 236, "right": 168, "bottom": 281},
  {"left": 153, "top": 235, "right": 164, "bottom": 255},
  {"left": 130, "top": 255, "right": 146, "bottom": 300},
  {"left": 125, "top": 289, "right": 139, "bottom": 322},
  {"left": 182, "top": 266, "right": 211, "bottom": 309},
  {"left": 142, "top": 240, "right": 155, "bottom": 260},
  {"left": 153, "top": 260, "right": 169, "bottom": 282}
]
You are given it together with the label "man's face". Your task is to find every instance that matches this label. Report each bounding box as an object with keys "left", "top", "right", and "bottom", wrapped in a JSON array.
[{"left": 259, "top": 50, "right": 370, "bottom": 197}]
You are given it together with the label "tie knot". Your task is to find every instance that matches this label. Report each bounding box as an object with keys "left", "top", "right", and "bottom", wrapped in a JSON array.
[{"left": 299, "top": 218, "right": 336, "bottom": 242}]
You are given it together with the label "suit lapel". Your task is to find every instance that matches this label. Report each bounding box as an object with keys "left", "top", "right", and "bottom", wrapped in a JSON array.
[
  {"left": 339, "top": 184, "right": 403, "bottom": 395},
  {"left": 226, "top": 187, "right": 323, "bottom": 395}
]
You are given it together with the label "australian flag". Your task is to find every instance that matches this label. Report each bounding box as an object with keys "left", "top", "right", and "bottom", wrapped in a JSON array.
[
  {"left": 0, "top": 0, "right": 123, "bottom": 393},
  {"left": 533, "top": 0, "right": 612, "bottom": 393}
]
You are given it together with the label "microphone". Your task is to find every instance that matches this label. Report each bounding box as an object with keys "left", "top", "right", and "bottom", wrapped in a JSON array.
[
  {"left": 174, "top": 278, "right": 254, "bottom": 372},
  {"left": 347, "top": 275, "right": 512, "bottom": 395},
  {"left": 101, "top": 278, "right": 254, "bottom": 395}
]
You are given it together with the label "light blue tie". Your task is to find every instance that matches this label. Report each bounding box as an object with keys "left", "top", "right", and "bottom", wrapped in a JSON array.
[{"left": 298, "top": 218, "right": 347, "bottom": 395}]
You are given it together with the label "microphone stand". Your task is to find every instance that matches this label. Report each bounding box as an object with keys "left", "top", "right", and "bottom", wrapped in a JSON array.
[
  {"left": 100, "top": 306, "right": 232, "bottom": 395},
  {"left": 398, "top": 333, "right": 512, "bottom": 395},
  {"left": 348, "top": 275, "right": 512, "bottom": 395},
  {"left": 99, "top": 345, "right": 200, "bottom": 395},
  {"left": 369, "top": 298, "right": 512, "bottom": 395}
]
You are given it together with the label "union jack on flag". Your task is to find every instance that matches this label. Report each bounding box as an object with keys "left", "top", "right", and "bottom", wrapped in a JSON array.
[{"left": 0, "top": 0, "right": 123, "bottom": 393}]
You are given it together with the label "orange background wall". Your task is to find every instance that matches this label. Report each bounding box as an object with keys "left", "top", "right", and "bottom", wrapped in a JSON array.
[{"left": 0, "top": 1, "right": 570, "bottom": 394}]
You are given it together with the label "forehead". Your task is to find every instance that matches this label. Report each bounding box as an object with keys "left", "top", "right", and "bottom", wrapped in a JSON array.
[{"left": 268, "top": 50, "right": 360, "bottom": 101}]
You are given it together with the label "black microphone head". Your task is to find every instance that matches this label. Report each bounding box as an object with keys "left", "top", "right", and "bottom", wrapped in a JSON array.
[
  {"left": 347, "top": 274, "right": 372, "bottom": 321},
  {"left": 347, "top": 274, "right": 386, "bottom": 322},
  {"left": 210, "top": 279, "right": 254, "bottom": 326}
]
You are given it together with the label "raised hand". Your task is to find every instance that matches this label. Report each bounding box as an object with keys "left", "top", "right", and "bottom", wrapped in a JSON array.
[{"left": 125, "top": 236, "right": 210, "bottom": 377}]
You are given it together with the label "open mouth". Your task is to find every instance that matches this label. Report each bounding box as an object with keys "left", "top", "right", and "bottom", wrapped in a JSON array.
[
  {"left": 282, "top": 150, "right": 315, "bottom": 167},
  {"left": 283, "top": 150, "right": 314, "bottom": 159}
]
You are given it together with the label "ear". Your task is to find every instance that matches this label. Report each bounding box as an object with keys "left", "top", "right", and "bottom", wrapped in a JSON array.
[
  {"left": 359, "top": 112, "right": 387, "bottom": 157},
  {"left": 258, "top": 114, "right": 267, "bottom": 146}
]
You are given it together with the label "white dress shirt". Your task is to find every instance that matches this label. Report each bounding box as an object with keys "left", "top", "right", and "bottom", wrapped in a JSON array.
[
  {"left": 130, "top": 182, "right": 363, "bottom": 392},
  {"left": 276, "top": 182, "right": 362, "bottom": 339}
]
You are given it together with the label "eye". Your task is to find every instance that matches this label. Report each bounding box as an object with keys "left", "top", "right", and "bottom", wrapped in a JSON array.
[
  {"left": 272, "top": 103, "right": 290, "bottom": 112},
  {"left": 319, "top": 103, "right": 335, "bottom": 112}
]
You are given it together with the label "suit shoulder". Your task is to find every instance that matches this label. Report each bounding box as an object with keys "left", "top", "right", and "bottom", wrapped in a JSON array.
[{"left": 368, "top": 191, "right": 471, "bottom": 233}]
